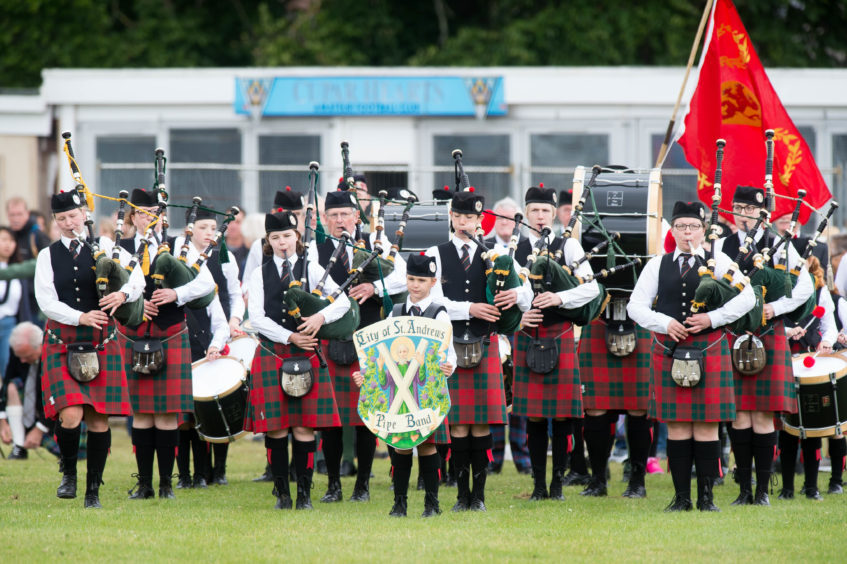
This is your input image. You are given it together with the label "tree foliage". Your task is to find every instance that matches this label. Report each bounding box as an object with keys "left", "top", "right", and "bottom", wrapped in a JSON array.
[{"left": 1, "top": 0, "right": 844, "bottom": 89}]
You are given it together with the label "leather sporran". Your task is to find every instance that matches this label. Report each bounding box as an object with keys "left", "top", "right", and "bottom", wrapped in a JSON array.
[
  {"left": 731, "top": 334, "right": 766, "bottom": 376},
  {"left": 67, "top": 343, "right": 100, "bottom": 383},
  {"left": 454, "top": 335, "right": 485, "bottom": 369},
  {"left": 670, "top": 346, "right": 704, "bottom": 388},
  {"left": 279, "top": 356, "right": 314, "bottom": 398},
  {"left": 327, "top": 338, "right": 357, "bottom": 366},
  {"left": 526, "top": 337, "right": 559, "bottom": 374},
  {"left": 605, "top": 321, "right": 636, "bottom": 357},
  {"left": 132, "top": 338, "right": 164, "bottom": 375}
]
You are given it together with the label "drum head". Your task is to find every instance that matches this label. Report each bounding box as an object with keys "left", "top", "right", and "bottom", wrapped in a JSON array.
[
  {"left": 791, "top": 353, "right": 847, "bottom": 384},
  {"left": 228, "top": 335, "right": 259, "bottom": 371},
  {"left": 192, "top": 357, "right": 247, "bottom": 399}
]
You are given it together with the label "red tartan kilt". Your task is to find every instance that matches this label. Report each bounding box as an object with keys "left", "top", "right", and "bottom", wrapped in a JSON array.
[
  {"left": 650, "top": 330, "right": 735, "bottom": 423},
  {"left": 422, "top": 417, "right": 450, "bottom": 445},
  {"left": 120, "top": 321, "right": 193, "bottom": 414},
  {"left": 727, "top": 320, "right": 797, "bottom": 414},
  {"left": 244, "top": 340, "right": 340, "bottom": 433},
  {"left": 448, "top": 335, "right": 506, "bottom": 425},
  {"left": 578, "top": 320, "right": 651, "bottom": 411},
  {"left": 41, "top": 320, "right": 131, "bottom": 419},
  {"left": 513, "top": 323, "right": 582, "bottom": 418},
  {"left": 322, "top": 340, "right": 363, "bottom": 427}
]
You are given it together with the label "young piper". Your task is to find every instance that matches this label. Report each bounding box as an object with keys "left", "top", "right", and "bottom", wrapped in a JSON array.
[
  {"left": 245, "top": 210, "right": 348, "bottom": 510},
  {"left": 352, "top": 253, "right": 456, "bottom": 517},
  {"left": 36, "top": 190, "right": 144, "bottom": 508},
  {"left": 628, "top": 201, "right": 756, "bottom": 512},
  {"left": 425, "top": 188, "right": 533, "bottom": 512}
]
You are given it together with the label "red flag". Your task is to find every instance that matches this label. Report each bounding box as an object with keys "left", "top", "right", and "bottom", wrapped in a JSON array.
[{"left": 677, "top": 0, "right": 830, "bottom": 223}]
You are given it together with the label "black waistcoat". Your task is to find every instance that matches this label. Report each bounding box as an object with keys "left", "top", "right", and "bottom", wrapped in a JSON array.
[
  {"left": 653, "top": 253, "right": 706, "bottom": 323},
  {"left": 790, "top": 286, "right": 824, "bottom": 350},
  {"left": 206, "top": 250, "right": 231, "bottom": 320},
  {"left": 318, "top": 238, "right": 382, "bottom": 327},
  {"left": 50, "top": 241, "right": 99, "bottom": 313},
  {"left": 437, "top": 241, "right": 490, "bottom": 338},
  {"left": 720, "top": 232, "right": 774, "bottom": 275},
  {"left": 260, "top": 258, "right": 306, "bottom": 338},
  {"left": 186, "top": 307, "right": 212, "bottom": 363},
  {"left": 392, "top": 302, "right": 446, "bottom": 319}
]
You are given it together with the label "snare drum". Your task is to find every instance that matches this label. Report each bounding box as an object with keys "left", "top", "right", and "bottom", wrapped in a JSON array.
[
  {"left": 571, "top": 166, "right": 662, "bottom": 292},
  {"left": 192, "top": 357, "right": 249, "bottom": 443},
  {"left": 783, "top": 354, "right": 847, "bottom": 438},
  {"left": 227, "top": 334, "right": 259, "bottom": 372}
]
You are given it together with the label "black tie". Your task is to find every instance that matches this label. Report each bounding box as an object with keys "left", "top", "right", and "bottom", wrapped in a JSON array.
[
  {"left": 679, "top": 253, "right": 693, "bottom": 278},
  {"left": 340, "top": 246, "right": 351, "bottom": 272},
  {"left": 69, "top": 240, "right": 81, "bottom": 260},
  {"left": 461, "top": 244, "right": 471, "bottom": 272},
  {"left": 280, "top": 259, "right": 292, "bottom": 287},
  {"left": 410, "top": 305, "right": 422, "bottom": 317}
]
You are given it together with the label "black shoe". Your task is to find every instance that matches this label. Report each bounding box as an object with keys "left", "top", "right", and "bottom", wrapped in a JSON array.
[
  {"left": 159, "top": 476, "right": 176, "bottom": 499},
  {"left": 389, "top": 495, "right": 408, "bottom": 517},
  {"left": 320, "top": 477, "right": 343, "bottom": 503},
  {"left": 562, "top": 470, "right": 591, "bottom": 486},
  {"left": 622, "top": 483, "right": 647, "bottom": 498},
  {"left": 451, "top": 495, "right": 470, "bottom": 512},
  {"left": 274, "top": 478, "right": 292, "bottom": 509},
  {"left": 422, "top": 492, "right": 441, "bottom": 517},
  {"left": 193, "top": 474, "right": 208, "bottom": 489},
  {"left": 696, "top": 480, "right": 720, "bottom": 512},
  {"left": 713, "top": 476, "right": 724, "bottom": 486},
  {"left": 802, "top": 486, "right": 823, "bottom": 501},
  {"left": 349, "top": 480, "right": 370, "bottom": 502},
  {"left": 315, "top": 459, "right": 327, "bottom": 475},
  {"left": 622, "top": 463, "right": 646, "bottom": 499},
  {"left": 296, "top": 476, "right": 313, "bottom": 510},
  {"left": 176, "top": 475, "right": 193, "bottom": 489},
  {"left": 753, "top": 489, "right": 770, "bottom": 506},
  {"left": 529, "top": 483, "right": 549, "bottom": 501},
  {"left": 416, "top": 475, "right": 425, "bottom": 491},
  {"left": 339, "top": 460, "right": 356, "bottom": 477},
  {"left": 469, "top": 498, "right": 487, "bottom": 512},
  {"left": 580, "top": 478, "right": 607, "bottom": 497},
  {"left": 57, "top": 474, "right": 78, "bottom": 499},
  {"left": 664, "top": 494, "right": 693, "bottom": 512},
  {"left": 254, "top": 466, "right": 273, "bottom": 482},
  {"left": 777, "top": 488, "right": 794, "bottom": 500},
  {"left": 730, "top": 489, "right": 754, "bottom": 506},
  {"left": 84, "top": 473, "right": 103, "bottom": 509},
  {"left": 212, "top": 469, "right": 228, "bottom": 486},
  {"left": 828, "top": 481, "right": 843, "bottom": 495},
  {"left": 549, "top": 468, "right": 565, "bottom": 501},
  {"left": 127, "top": 475, "right": 155, "bottom": 500},
  {"left": 8, "top": 445, "right": 28, "bottom": 460}
]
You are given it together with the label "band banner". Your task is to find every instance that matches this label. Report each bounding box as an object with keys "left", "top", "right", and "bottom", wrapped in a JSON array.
[{"left": 355, "top": 316, "right": 452, "bottom": 449}]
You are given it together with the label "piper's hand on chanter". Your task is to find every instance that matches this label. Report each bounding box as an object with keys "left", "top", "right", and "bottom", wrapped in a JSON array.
[
  {"left": 289, "top": 332, "right": 318, "bottom": 350},
  {"left": 470, "top": 303, "right": 500, "bottom": 322},
  {"left": 297, "top": 313, "right": 325, "bottom": 336},
  {"left": 143, "top": 299, "right": 159, "bottom": 318},
  {"left": 206, "top": 346, "right": 221, "bottom": 361},
  {"left": 151, "top": 288, "right": 178, "bottom": 306},
  {"left": 532, "top": 291, "right": 563, "bottom": 310},
  {"left": 99, "top": 291, "right": 127, "bottom": 315},
  {"left": 348, "top": 283, "right": 376, "bottom": 304},
  {"left": 493, "top": 288, "right": 518, "bottom": 309},
  {"left": 763, "top": 304, "right": 775, "bottom": 321},
  {"left": 667, "top": 319, "right": 689, "bottom": 342},
  {"left": 229, "top": 317, "right": 245, "bottom": 337},
  {"left": 818, "top": 341, "right": 833, "bottom": 354},
  {"left": 683, "top": 313, "right": 712, "bottom": 334},
  {"left": 80, "top": 310, "right": 109, "bottom": 330},
  {"left": 352, "top": 370, "right": 364, "bottom": 388},
  {"left": 439, "top": 362, "right": 453, "bottom": 377},
  {"left": 521, "top": 308, "right": 544, "bottom": 328}
]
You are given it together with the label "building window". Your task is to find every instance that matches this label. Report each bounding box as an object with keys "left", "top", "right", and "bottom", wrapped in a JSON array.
[
  {"left": 833, "top": 135, "right": 847, "bottom": 229},
  {"left": 259, "top": 135, "right": 321, "bottom": 212},
  {"left": 433, "top": 134, "right": 511, "bottom": 204},
  {"left": 96, "top": 136, "right": 156, "bottom": 220},
  {"left": 530, "top": 133, "right": 609, "bottom": 194}
]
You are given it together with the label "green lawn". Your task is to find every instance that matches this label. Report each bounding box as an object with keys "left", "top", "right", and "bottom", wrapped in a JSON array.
[{"left": 1, "top": 428, "right": 844, "bottom": 563}]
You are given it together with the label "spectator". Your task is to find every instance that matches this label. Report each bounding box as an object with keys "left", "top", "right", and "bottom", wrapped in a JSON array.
[
  {"left": 0, "top": 226, "right": 25, "bottom": 373},
  {"left": 6, "top": 197, "right": 49, "bottom": 323}
]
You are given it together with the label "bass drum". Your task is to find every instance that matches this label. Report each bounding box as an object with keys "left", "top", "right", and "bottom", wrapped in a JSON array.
[
  {"left": 227, "top": 334, "right": 259, "bottom": 373},
  {"left": 783, "top": 353, "right": 847, "bottom": 438},
  {"left": 382, "top": 202, "right": 451, "bottom": 257},
  {"left": 571, "top": 166, "right": 662, "bottom": 293},
  {"left": 192, "top": 357, "right": 249, "bottom": 443}
]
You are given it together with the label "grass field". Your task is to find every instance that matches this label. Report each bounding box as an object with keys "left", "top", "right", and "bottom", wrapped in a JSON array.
[{"left": 1, "top": 427, "right": 845, "bottom": 563}]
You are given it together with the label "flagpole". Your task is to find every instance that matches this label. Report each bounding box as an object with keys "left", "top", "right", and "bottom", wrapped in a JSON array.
[{"left": 654, "top": 0, "right": 716, "bottom": 167}]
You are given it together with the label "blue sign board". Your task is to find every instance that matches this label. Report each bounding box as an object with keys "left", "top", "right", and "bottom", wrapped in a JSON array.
[{"left": 235, "top": 76, "right": 506, "bottom": 117}]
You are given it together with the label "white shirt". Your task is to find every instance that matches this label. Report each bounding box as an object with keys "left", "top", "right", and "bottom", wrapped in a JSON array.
[
  {"left": 817, "top": 287, "right": 838, "bottom": 346},
  {"left": 246, "top": 253, "right": 351, "bottom": 345},
  {"left": 713, "top": 230, "right": 814, "bottom": 318},
  {"left": 424, "top": 235, "right": 533, "bottom": 321},
  {"left": 627, "top": 245, "right": 756, "bottom": 334},
  {"left": 391, "top": 294, "right": 457, "bottom": 374},
  {"left": 172, "top": 236, "right": 245, "bottom": 322},
  {"left": 0, "top": 262, "right": 22, "bottom": 318},
  {"left": 129, "top": 233, "right": 217, "bottom": 307},
  {"left": 35, "top": 235, "right": 145, "bottom": 326},
  {"left": 835, "top": 259, "right": 847, "bottom": 299},
  {"left": 836, "top": 294, "right": 847, "bottom": 334},
  {"left": 206, "top": 295, "right": 231, "bottom": 351},
  {"left": 242, "top": 238, "right": 266, "bottom": 292},
  {"left": 526, "top": 231, "right": 601, "bottom": 309}
]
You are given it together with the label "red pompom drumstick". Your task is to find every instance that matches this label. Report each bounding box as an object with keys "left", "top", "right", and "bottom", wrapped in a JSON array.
[{"left": 801, "top": 305, "right": 826, "bottom": 332}]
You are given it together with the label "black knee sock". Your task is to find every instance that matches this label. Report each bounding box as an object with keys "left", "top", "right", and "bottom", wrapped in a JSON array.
[
  {"left": 570, "top": 418, "right": 588, "bottom": 474},
  {"left": 527, "top": 420, "right": 549, "bottom": 480},
  {"left": 667, "top": 438, "right": 694, "bottom": 499},
  {"left": 829, "top": 437, "right": 846, "bottom": 484},
  {"left": 694, "top": 440, "right": 721, "bottom": 497},
  {"left": 321, "top": 427, "right": 343, "bottom": 479},
  {"left": 420, "top": 453, "right": 441, "bottom": 500},
  {"left": 265, "top": 436, "right": 289, "bottom": 480},
  {"left": 551, "top": 419, "right": 571, "bottom": 472},
  {"left": 86, "top": 429, "right": 111, "bottom": 478},
  {"left": 583, "top": 414, "right": 610, "bottom": 484},
  {"left": 177, "top": 429, "right": 192, "bottom": 477},
  {"left": 752, "top": 431, "right": 777, "bottom": 489},
  {"left": 155, "top": 428, "right": 178, "bottom": 481},
  {"left": 191, "top": 429, "right": 207, "bottom": 478},
  {"left": 436, "top": 443, "right": 450, "bottom": 480},
  {"left": 451, "top": 435, "right": 471, "bottom": 496},
  {"left": 729, "top": 426, "right": 753, "bottom": 488},
  {"left": 355, "top": 426, "right": 376, "bottom": 484},
  {"left": 293, "top": 438, "right": 317, "bottom": 483},
  {"left": 471, "top": 434, "right": 493, "bottom": 500},
  {"left": 213, "top": 443, "right": 228, "bottom": 473},
  {"left": 802, "top": 437, "right": 822, "bottom": 491},
  {"left": 626, "top": 414, "right": 651, "bottom": 469},
  {"left": 56, "top": 424, "right": 82, "bottom": 476},
  {"left": 649, "top": 420, "right": 660, "bottom": 458},
  {"left": 392, "top": 452, "right": 413, "bottom": 498},
  {"left": 131, "top": 427, "right": 156, "bottom": 479},
  {"left": 778, "top": 431, "right": 799, "bottom": 491}
]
